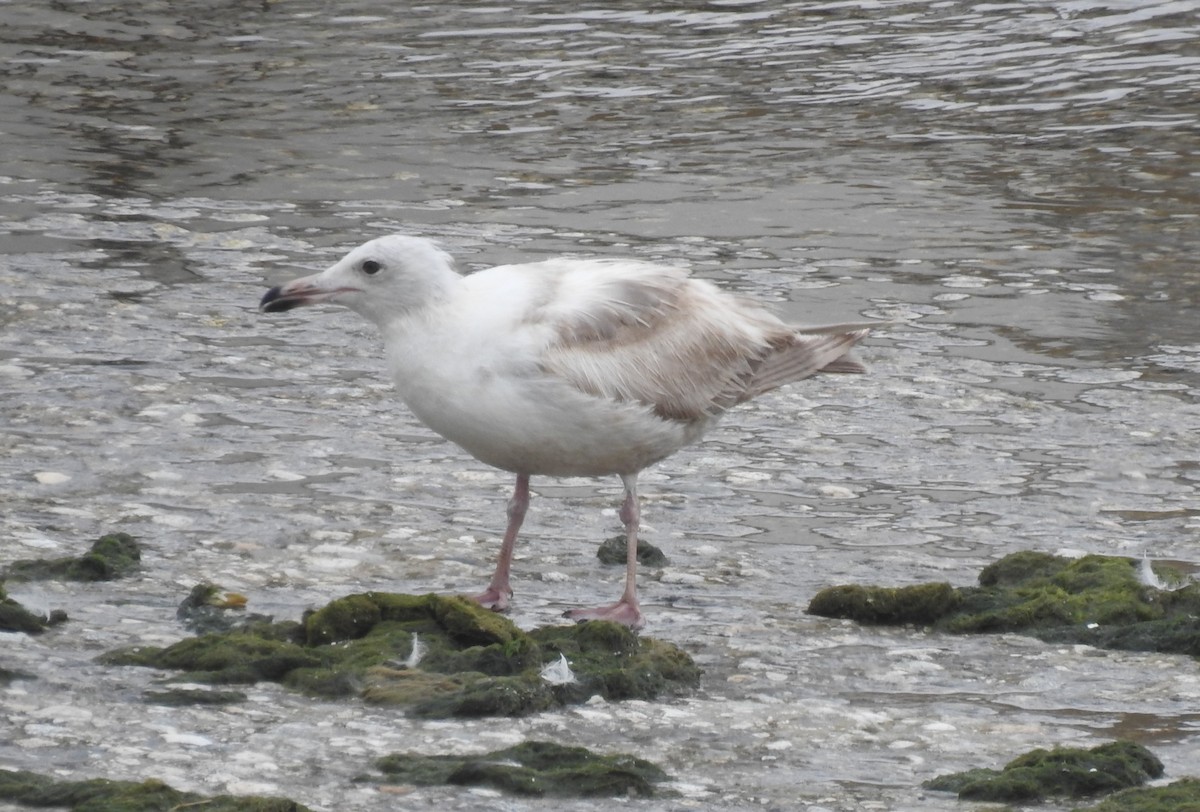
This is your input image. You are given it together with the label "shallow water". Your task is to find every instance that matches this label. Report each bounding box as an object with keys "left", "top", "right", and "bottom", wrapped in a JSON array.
[{"left": 1, "top": 2, "right": 1198, "bottom": 810}]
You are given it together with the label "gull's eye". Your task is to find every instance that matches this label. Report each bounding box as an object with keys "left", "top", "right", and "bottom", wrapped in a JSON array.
[{"left": 361, "top": 259, "right": 382, "bottom": 275}]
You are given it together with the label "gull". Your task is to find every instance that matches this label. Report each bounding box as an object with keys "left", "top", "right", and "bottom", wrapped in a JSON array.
[{"left": 260, "top": 234, "right": 874, "bottom": 629}]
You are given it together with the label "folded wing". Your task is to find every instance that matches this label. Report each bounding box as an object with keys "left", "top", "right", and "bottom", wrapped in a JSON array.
[{"left": 529, "top": 259, "right": 870, "bottom": 423}]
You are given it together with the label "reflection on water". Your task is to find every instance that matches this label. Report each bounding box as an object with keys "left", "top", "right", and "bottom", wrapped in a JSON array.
[{"left": 1, "top": 2, "right": 1198, "bottom": 810}]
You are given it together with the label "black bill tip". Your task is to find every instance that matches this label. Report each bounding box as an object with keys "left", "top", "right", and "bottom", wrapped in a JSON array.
[{"left": 259, "top": 286, "right": 303, "bottom": 313}]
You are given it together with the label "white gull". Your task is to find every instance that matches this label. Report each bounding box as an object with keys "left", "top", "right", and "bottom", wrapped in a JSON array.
[{"left": 260, "top": 234, "right": 875, "bottom": 629}]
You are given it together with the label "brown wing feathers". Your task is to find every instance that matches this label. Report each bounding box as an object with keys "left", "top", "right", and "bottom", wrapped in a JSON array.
[{"left": 538, "top": 263, "right": 870, "bottom": 424}]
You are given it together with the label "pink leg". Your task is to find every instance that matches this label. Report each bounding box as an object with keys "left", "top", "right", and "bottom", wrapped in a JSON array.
[
  {"left": 565, "top": 473, "right": 646, "bottom": 630},
  {"left": 470, "top": 474, "right": 529, "bottom": 612}
]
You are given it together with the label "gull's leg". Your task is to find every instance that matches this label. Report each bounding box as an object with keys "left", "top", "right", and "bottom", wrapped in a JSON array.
[
  {"left": 565, "top": 473, "right": 646, "bottom": 630},
  {"left": 470, "top": 473, "right": 529, "bottom": 612}
]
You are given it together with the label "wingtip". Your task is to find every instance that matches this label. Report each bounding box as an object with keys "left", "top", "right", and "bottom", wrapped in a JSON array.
[
  {"left": 819, "top": 355, "right": 868, "bottom": 374},
  {"left": 794, "top": 320, "right": 894, "bottom": 336}
]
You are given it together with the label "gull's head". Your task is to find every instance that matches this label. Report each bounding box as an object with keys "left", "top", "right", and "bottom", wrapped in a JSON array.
[{"left": 259, "top": 234, "right": 458, "bottom": 327}]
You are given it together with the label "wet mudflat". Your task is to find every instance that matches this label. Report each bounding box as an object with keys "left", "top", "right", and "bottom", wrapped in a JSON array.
[{"left": 1, "top": 2, "right": 1198, "bottom": 810}]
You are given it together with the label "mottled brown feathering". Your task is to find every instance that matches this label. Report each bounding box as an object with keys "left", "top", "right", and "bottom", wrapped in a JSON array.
[{"left": 529, "top": 259, "right": 867, "bottom": 424}]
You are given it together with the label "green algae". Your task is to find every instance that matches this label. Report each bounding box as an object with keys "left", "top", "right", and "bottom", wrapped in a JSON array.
[
  {"left": 807, "top": 582, "right": 961, "bottom": 625},
  {"left": 1077, "top": 777, "right": 1200, "bottom": 811},
  {"left": 143, "top": 687, "right": 247, "bottom": 706},
  {"left": 3, "top": 533, "right": 140, "bottom": 582},
  {"left": 373, "top": 740, "right": 669, "bottom": 798},
  {"left": 0, "top": 582, "right": 67, "bottom": 634},
  {"left": 101, "top": 592, "right": 700, "bottom": 717},
  {"left": 951, "top": 554, "right": 1163, "bottom": 633},
  {"left": 808, "top": 552, "right": 1200, "bottom": 657},
  {"left": 925, "top": 741, "right": 1164, "bottom": 803},
  {"left": 104, "top": 627, "right": 322, "bottom": 684},
  {"left": 596, "top": 534, "right": 668, "bottom": 567},
  {"left": 0, "top": 768, "right": 311, "bottom": 812}
]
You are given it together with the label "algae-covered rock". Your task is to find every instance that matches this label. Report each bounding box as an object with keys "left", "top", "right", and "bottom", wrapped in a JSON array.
[
  {"left": 807, "top": 582, "right": 961, "bottom": 625},
  {"left": 101, "top": 627, "right": 321, "bottom": 684},
  {"left": 0, "top": 582, "right": 67, "bottom": 634},
  {"left": 977, "top": 550, "right": 1064, "bottom": 587},
  {"left": 102, "top": 592, "right": 701, "bottom": 718},
  {"left": 0, "top": 667, "right": 33, "bottom": 685},
  {"left": 0, "top": 598, "right": 47, "bottom": 634},
  {"left": 596, "top": 534, "right": 668, "bottom": 567},
  {"left": 1077, "top": 777, "right": 1200, "bottom": 811},
  {"left": 809, "top": 552, "right": 1200, "bottom": 657},
  {"left": 143, "top": 687, "right": 248, "bottom": 706},
  {"left": 0, "top": 767, "right": 312, "bottom": 811},
  {"left": 950, "top": 554, "right": 1162, "bottom": 634},
  {"left": 925, "top": 741, "right": 1164, "bottom": 803},
  {"left": 3, "top": 533, "right": 140, "bottom": 582},
  {"left": 374, "top": 740, "right": 670, "bottom": 798},
  {"left": 532, "top": 620, "right": 698, "bottom": 703},
  {"left": 303, "top": 592, "right": 384, "bottom": 644}
]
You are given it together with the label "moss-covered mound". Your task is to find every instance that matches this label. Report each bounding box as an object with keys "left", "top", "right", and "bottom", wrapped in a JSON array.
[
  {"left": 0, "top": 768, "right": 310, "bottom": 812},
  {"left": 3, "top": 533, "right": 141, "bottom": 582},
  {"left": 1078, "top": 777, "right": 1200, "bottom": 811},
  {"left": 100, "top": 592, "right": 700, "bottom": 717},
  {"left": 0, "top": 582, "right": 67, "bottom": 634},
  {"left": 373, "top": 740, "right": 670, "bottom": 798},
  {"left": 596, "top": 534, "right": 668, "bottom": 567},
  {"left": 143, "top": 687, "right": 248, "bottom": 706},
  {"left": 925, "top": 740, "right": 1163, "bottom": 803},
  {"left": 808, "top": 552, "right": 1200, "bottom": 656}
]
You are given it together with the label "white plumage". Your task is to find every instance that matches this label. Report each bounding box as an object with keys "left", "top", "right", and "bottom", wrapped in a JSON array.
[{"left": 261, "top": 234, "right": 874, "bottom": 629}]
